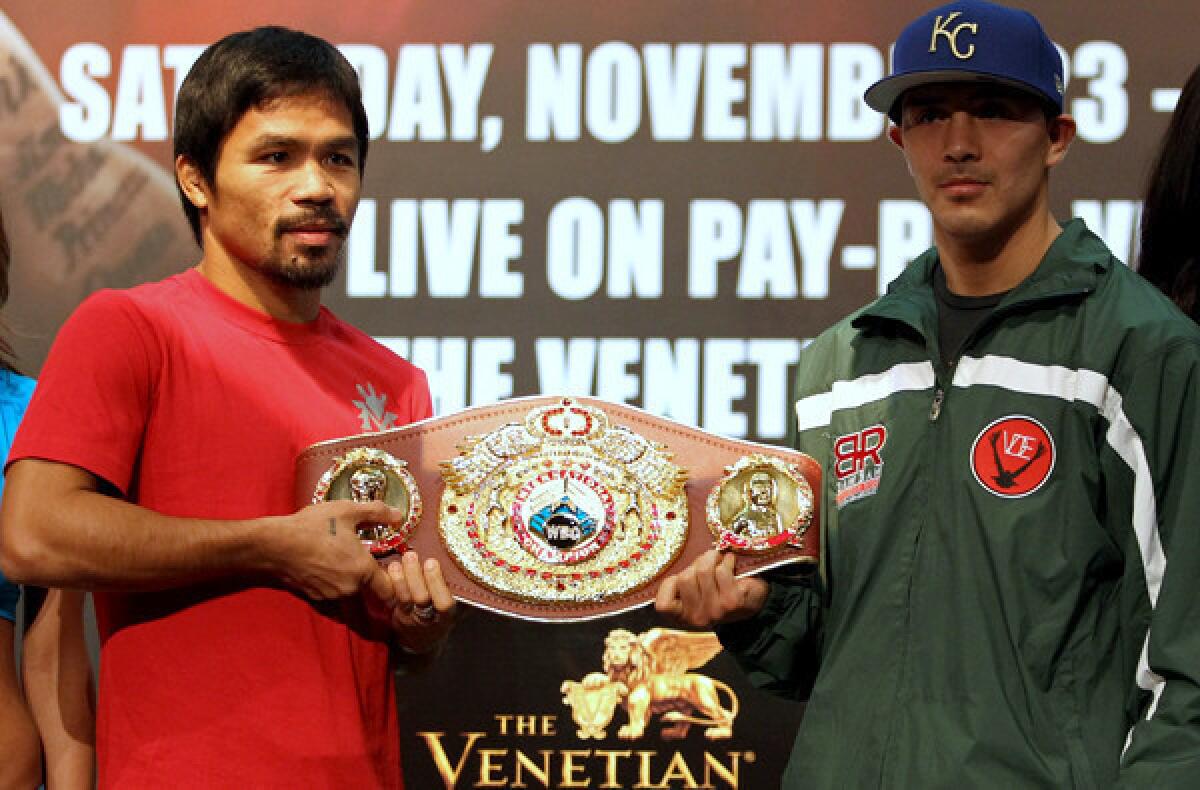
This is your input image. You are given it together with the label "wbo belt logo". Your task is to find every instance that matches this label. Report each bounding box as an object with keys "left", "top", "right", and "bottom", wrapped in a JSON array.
[
  {"left": 970, "top": 415, "right": 1055, "bottom": 498},
  {"left": 930, "top": 11, "right": 979, "bottom": 60}
]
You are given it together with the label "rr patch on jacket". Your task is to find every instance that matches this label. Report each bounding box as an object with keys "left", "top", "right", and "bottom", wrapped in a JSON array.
[
  {"left": 833, "top": 424, "right": 886, "bottom": 509},
  {"left": 970, "top": 416, "right": 1055, "bottom": 498}
]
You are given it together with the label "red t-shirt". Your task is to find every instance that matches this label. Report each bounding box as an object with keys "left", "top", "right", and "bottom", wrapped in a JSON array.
[{"left": 9, "top": 268, "right": 431, "bottom": 788}]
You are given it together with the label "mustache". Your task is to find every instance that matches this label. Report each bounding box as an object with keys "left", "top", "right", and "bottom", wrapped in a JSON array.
[
  {"left": 937, "top": 168, "right": 992, "bottom": 185},
  {"left": 274, "top": 209, "right": 349, "bottom": 238}
]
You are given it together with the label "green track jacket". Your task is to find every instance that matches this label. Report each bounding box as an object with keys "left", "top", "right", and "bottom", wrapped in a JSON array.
[{"left": 718, "top": 220, "right": 1200, "bottom": 788}]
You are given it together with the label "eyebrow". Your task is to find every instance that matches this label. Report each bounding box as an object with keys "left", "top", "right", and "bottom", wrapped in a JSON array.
[{"left": 250, "top": 133, "right": 359, "bottom": 150}]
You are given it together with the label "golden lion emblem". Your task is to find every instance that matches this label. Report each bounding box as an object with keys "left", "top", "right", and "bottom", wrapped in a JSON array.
[{"left": 560, "top": 627, "right": 739, "bottom": 740}]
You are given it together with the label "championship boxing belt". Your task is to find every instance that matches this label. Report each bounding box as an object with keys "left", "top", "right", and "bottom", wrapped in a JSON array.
[{"left": 294, "top": 396, "right": 820, "bottom": 622}]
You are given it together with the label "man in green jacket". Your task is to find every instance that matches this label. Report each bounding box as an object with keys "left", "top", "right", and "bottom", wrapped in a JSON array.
[{"left": 656, "top": 2, "right": 1200, "bottom": 787}]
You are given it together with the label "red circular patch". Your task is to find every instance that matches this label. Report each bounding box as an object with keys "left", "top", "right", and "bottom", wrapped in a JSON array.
[{"left": 970, "top": 416, "right": 1055, "bottom": 498}]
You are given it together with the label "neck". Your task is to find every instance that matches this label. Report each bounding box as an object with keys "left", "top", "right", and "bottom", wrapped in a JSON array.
[
  {"left": 935, "top": 209, "right": 1063, "bottom": 298},
  {"left": 197, "top": 254, "right": 321, "bottom": 323}
]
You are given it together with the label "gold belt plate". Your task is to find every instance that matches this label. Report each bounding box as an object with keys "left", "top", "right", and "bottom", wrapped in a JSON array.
[{"left": 439, "top": 397, "right": 689, "bottom": 605}]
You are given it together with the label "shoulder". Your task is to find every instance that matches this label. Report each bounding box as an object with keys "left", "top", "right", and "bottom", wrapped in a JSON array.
[
  {"left": 1060, "top": 220, "right": 1190, "bottom": 336},
  {"left": 1069, "top": 258, "right": 1200, "bottom": 408},
  {"left": 39, "top": 277, "right": 198, "bottom": 386},
  {"left": 67, "top": 275, "right": 190, "bottom": 334},
  {"left": 0, "top": 370, "right": 34, "bottom": 463},
  {"left": 52, "top": 290, "right": 158, "bottom": 364},
  {"left": 818, "top": 303, "right": 878, "bottom": 342},
  {"left": 1048, "top": 221, "right": 1200, "bottom": 361},
  {"left": 0, "top": 369, "right": 35, "bottom": 425},
  {"left": 798, "top": 301, "right": 885, "bottom": 368},
  {"left": 1094, "top": 260, "right": 1200, "bottom": 352},
  {"left": 0, "top": 370, "right": 35, "bottom": 404}
]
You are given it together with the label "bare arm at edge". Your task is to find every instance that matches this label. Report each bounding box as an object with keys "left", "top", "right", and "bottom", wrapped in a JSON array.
[
  {"left": 0, "top": 619, "right": 41, "bottom": 789},
  {"left": 22, "top": 588, "right": 94, "bottom": 790},
  {"left": 0, "top": 458, "right": 400, "bottom": 607}
]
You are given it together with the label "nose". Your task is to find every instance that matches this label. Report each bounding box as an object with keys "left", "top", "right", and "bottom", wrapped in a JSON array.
[
  {"left": 943, "top": 111, "right": 980, "bottom": 163},
  {"left": 293, "top": 158, "right": 334, "bottom": 203}
]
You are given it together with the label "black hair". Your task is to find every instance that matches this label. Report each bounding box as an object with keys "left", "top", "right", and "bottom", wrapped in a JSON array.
[
  {"left": 1138, "top": 63, "right": 1200, "bottom": 322},
  {"left": 173, "top": 26, "right": 369, "bottom": 245}
]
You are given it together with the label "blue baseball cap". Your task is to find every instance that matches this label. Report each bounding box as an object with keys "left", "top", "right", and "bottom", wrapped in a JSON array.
[{"left": 864, "top": 0, "right": 1065, "bottom": 121}]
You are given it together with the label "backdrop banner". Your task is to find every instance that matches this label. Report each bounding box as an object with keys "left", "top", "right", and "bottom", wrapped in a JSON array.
[{"left": 2, "top": 2, "right": 1196, "bottom": 786}]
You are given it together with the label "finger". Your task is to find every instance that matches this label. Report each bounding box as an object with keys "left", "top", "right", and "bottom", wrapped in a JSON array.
[
  {"left": 735, "top": 576, "right": 771, "bottom": 616},
  {"left": 342, "top": 500, "right": 406, "bottom": 526},
  {"left": 710, "top": 551, "right": 740, "bottom": 618},
  {"left": 655, "top": 573, "right": 682, "bottom": 616},
  {"left": 674, "top": 566, "right": 703, "bottom": 620},
  {"left": 692, "top": 549, "right": 721, "bottom": 577},
  {"left": 421, "top": 558, "right": 455, "bottom": 612},
  {"left": 387, "top": 560, "right": 413, "bottom": 607},
  {"left": 365, "top": 563, "right": 397, "bottom": 610},
  {"left": 687, "top": 551, "right": 730, "bottom": 625},
  {"left": 401, "top": 551, "right": 432, "bottom": 606},
  {"left": 386, "top": 561, "right": 416, "bottom": 630},
  {"left": 712, "top": 551, "right": 739, "bottom": 598}
]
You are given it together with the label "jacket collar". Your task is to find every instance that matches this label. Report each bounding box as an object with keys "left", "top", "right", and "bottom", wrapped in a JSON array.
[{"left": 853, "top": 218, "right": 1113, "bottom": 338}]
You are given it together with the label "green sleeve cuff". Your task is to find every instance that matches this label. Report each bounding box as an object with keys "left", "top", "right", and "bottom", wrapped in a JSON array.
[{"left": 714, "top": 580, "right": 799, "bottom": 656}]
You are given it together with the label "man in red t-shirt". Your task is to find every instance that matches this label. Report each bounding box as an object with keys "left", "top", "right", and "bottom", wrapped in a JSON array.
[{"left": 0, "top": 27, "right": 454, "bottom": 788}]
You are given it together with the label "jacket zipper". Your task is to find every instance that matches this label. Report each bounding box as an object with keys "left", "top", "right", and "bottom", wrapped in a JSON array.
[{"left": 929, "top": 387, "right": 945, "bottom": 421}]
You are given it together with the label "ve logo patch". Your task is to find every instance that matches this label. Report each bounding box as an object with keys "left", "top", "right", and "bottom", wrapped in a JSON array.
[{"left": 970, "top": 415, "right": 1055, "bottom": 498}]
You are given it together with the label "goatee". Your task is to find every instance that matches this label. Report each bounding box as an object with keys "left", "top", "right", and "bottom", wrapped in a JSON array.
[
  {"left": 261, "top": 207, "right": 350, "bottom": 290},
  {"left": 260, "top": 244, "right": 345, "bottom": 290}
]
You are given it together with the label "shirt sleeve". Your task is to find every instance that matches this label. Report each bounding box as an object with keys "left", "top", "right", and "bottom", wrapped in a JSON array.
[
  {"left": 715, "top": 572, "right": 822, "bottom": 701},
  {"left": 0, "top": 373, "right": 34, "bottom": 622},
  {"left": 7, "top": 290, "right": 159, "bottom": 495},
  {"left": 408, "top": 367, "right": 433, "bottom": 421},
  {"left": 1117, "top": 339, "right": 1200, "bottom": 786}
]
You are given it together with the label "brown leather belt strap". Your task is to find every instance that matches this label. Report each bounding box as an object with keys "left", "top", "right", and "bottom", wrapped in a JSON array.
[{"left": 295, "top": 396, "right": 820, "bottom": 622}]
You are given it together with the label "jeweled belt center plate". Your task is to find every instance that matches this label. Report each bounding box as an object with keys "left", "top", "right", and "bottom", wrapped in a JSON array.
[{"left": 439, "top": 398, "right": 689, "bottom": 604}]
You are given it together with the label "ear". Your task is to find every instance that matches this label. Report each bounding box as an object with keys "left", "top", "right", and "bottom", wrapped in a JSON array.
[
  {"left": 175, "top": 155, "right": 211, "bottom": 209},
  {"left": 888, "top": 124, "right": 915, "bottom": 177},
  {"left": 1045, "top": 115, "right": 1077, "bottom": 168}
]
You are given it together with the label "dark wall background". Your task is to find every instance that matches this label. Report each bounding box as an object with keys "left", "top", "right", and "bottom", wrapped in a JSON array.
[{"left": 2, "top": 2, "right": 1197, "bottom": 787}]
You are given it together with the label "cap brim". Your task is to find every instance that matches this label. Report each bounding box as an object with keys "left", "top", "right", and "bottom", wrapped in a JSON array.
[{"left": 863, "top": 70, "right": 1054, "bottom": 118}]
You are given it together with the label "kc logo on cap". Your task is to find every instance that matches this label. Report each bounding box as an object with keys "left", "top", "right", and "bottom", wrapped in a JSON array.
[
  {"left": 863, "top": 0, "right": 1065, "bottom": 121},
  {"left": 930, "top": 11, "right": 979, "bottom": 60}
]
